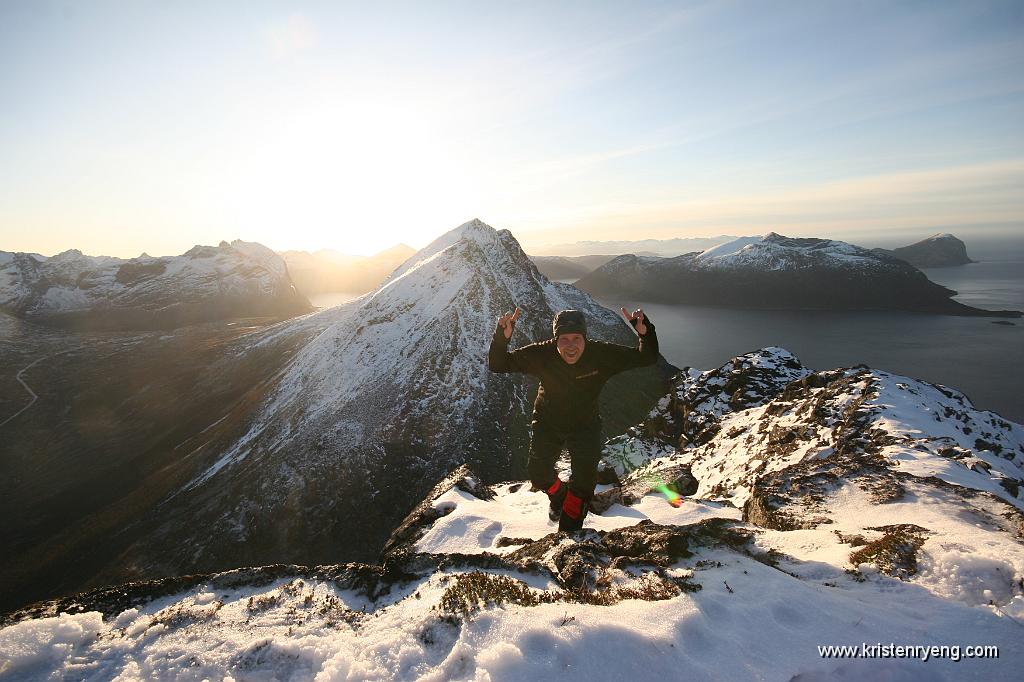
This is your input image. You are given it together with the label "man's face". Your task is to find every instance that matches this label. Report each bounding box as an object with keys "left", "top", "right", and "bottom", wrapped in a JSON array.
[{"left": 556, "top": 333, "right": 585, "bottom": 364}]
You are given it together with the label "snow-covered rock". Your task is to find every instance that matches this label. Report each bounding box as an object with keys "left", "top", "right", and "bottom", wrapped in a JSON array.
[
  {"left": 575, "top": 232, "right": 1021, "bottom": 317},
  {"left": 599, "top": 347, "right": 1024, "bottom": 612},
  {"left": 0, "top": 240, "right": 311, "bottom": 330}
]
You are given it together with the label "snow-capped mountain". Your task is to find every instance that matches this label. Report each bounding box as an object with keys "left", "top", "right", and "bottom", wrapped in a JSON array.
[
  {"left": 575, "top": 232, "right": 1021, "bottom": 317},
  {"left": 3, "top": 348, "right": 1022, "bottom": 681},
  {"left": 872, "top": 233, "right": 975, "bottom": 268},
  {"left": 0, "top": 240, "right": 312, "bottom": 330},
  {"left": 92, "top": 219, "right": 672, "bottom": 589}
]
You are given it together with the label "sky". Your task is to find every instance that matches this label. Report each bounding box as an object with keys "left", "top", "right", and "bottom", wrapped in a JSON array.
[{"left": 1, "top": 0, "right": 1022, "bottom": 257}]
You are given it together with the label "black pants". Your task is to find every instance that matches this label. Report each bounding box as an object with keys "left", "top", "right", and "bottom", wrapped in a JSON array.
[{"left": 527, "top": 418, "right": 603, "bottom": 500}]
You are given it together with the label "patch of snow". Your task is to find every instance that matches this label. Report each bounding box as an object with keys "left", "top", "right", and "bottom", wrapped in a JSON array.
[{"left": 695, "top": 235, "right": 765, "bottom": 260}]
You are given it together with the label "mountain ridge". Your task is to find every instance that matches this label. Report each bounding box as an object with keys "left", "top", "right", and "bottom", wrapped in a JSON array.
[
  {"left": 0, "top": 240, "right": 312, "bottom": 330},
  {"left": 575, "top": 232, "right": 1021, "bottom": 317}
]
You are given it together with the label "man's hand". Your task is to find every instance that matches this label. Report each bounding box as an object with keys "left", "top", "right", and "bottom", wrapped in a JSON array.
[
  {"left": 498, "top": 307, "right": 521, "bottom": 339},
  {"left": 620, "top": 307, "right": 647, "bottom": 336}
]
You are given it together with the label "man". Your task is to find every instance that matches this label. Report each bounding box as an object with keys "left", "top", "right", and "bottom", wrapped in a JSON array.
[{"left": 488, "top": 306, "right": 658, "bottom": 531}]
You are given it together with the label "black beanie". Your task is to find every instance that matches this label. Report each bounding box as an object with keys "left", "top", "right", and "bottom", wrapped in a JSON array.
[{"left": 552, "top": 310, "right": 587, "bottom": 338}]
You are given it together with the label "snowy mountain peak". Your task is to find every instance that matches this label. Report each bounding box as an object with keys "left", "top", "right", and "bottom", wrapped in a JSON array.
[
  {"left": 383, "top": 218, "right": 509, "bottom": 285},
  {"left": 0, "top": 241, "right": 309, "bottom": 329},
  {"left": 228, "top": 239, "right": 288, "bottom": 278},
  {"left": 695, "top": 235, "right": 765, "bottom": 260},
  {"left": 434, "top": 217, "right": 501, "bottom": 247},
  {"left": 678, "top": 232, "right": 877, "bottom": 271}
]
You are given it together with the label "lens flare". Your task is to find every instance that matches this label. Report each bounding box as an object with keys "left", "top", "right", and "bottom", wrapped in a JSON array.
[
  {"left": 643, "top": 472, "right": 684, "bottom": 507},
  {"left": 655, "top": 484, "right": 684, "bottom": 507}
]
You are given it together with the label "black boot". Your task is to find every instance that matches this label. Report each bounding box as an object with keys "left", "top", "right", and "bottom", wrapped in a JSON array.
[
  {"left": 558, "top": 489, "right": 589, "bottom": 532},
  {"left": 546, "top": 479, "right": 567, "bottom": 523}
]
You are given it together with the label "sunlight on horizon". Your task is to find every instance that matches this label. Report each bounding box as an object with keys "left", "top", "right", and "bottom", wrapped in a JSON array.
[{"left": 220, "top": 91, "right": 483, "bottom": 256}]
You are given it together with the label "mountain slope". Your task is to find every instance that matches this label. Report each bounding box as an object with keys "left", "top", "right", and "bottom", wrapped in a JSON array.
[
  {"left": 0, "top": 240, "right": 312, "bottom": 330},
  {"left": 575, "top": 233, "right": 1020, "bottom": 317}
]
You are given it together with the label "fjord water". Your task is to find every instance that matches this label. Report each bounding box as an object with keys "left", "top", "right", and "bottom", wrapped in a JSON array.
[{"left": 598, "top": 237, "right": 1024, "bottom": 424}]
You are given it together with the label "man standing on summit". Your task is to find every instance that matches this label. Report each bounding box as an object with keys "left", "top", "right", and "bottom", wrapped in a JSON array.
[{"left": 488, "top": 306, "right": 658, "bottom": 531}]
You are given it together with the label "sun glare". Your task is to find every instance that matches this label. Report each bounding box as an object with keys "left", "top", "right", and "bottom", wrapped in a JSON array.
[{"left": 223, "top": 93, "right": 479, "bottom": 255}]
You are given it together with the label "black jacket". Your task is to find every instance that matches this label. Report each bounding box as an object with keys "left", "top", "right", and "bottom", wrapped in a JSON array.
[{"left": 488, "top": 318, "right": 658, "bottom": 429}]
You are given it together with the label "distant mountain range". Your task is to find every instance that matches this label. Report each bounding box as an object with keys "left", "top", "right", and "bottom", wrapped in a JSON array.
[
  {"left": 527, "top": 254, "right": 617, "bottom": 281},
  {"left": 279, "top": 244, "right": 416, "bottom": 299},
  {"left": 530, "top": 233, "right": 980, "bottom": 283},
  {"left": 0, "top": 240, "right": 311, "bottom": 330},
  {"left": 574, "top": 233, "right": 1020, "bottom": 317}
]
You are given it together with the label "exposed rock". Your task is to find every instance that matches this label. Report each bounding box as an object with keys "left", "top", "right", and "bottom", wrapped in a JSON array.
[{"left": 849, "top": 525, "right": 931, "bottom": 579}]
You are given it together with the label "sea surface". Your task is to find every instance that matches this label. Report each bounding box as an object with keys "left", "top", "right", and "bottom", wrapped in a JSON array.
[{"left": 596, "top": 238, "right": 1024, "bottom": 424}]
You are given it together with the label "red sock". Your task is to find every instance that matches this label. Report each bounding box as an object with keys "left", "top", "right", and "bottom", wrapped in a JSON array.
[{"left": 563, "top": 490, "right": 584, "bottom": 519}]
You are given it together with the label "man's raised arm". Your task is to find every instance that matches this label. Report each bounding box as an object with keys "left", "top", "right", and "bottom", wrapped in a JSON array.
[
  {"left": 603, "top": 307, "right": 659, "bottom": 374},
  {"left": 488, "top": 307, "right": 525, "bottom": 373},
  {"left": 626, "top": 307, "right": 659, "bottom": 366}
]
